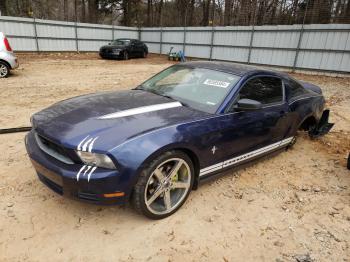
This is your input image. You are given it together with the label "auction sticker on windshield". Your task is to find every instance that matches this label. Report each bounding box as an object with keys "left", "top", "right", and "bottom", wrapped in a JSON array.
[{"left": 203, "top": 79, "right": 231, "bottom": 88}]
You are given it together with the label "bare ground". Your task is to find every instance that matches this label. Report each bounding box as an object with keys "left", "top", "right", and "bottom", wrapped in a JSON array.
[{"left": 0, "top": 53, "right": 349, "bottom": 262}]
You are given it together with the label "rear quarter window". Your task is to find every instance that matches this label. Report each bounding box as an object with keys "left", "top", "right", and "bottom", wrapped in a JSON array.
[{"left": 285, "top": 79, "right": 309, "bottom": 99}]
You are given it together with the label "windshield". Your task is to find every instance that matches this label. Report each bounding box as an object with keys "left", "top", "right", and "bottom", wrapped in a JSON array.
[
  {"left": 112, "top": 39, "right": 130, "bottom": 46},
  {"left": 140, "top": 65, "right": 240, "bottom": 114}
]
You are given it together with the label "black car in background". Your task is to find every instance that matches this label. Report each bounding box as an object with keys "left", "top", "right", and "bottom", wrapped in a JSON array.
[{"left": 99, "top": 39, "right": 148, "bottom": 60}]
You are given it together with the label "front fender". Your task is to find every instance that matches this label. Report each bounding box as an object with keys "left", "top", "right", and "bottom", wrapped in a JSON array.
[{"left": 109, "top": 125, "right": 201, "bottom": 196}]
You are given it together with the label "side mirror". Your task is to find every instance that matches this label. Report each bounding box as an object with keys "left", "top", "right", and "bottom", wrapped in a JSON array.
[
  {"left": 234, "top": 98, "right": 262, "bottom": 111},
  {"left": 108, "top": 43, "right": 111, "bottom": 45}
]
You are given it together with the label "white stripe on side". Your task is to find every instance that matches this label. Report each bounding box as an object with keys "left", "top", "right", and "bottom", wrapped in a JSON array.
[
  {"left": 200, "top": 162, "right": 224, "bottom": 176},
  {"left": 279, "top": 137, "right": 294, "bottom": 146},
  {"left": 98, "top": 102, "right": 182, "bottom": 120},
  {"left": 199, "top": 137, "right": 294, "bottom": 177},
  {"left": 201, "top": 162, "right": 223, "bottom": 173}
]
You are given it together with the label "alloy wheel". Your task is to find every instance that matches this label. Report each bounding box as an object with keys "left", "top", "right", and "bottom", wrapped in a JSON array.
[
  {"left": 0, "top": 64, "right": 8, "bottom": 78},
  {"left": 144, "top": 158, "right": 191, "bottom": 215}
]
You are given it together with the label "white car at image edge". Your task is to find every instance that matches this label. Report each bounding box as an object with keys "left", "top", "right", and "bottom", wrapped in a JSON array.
[{"left": 0, "top": 32, "right": 19, "bottom": 78}]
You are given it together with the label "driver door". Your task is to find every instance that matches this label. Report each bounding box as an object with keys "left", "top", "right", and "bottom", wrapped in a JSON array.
[{"left": 215, "top": 76, "right": 292, "bottom": 165}]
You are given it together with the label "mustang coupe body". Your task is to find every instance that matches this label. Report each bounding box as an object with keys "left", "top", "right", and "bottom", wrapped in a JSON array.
[{"left": 25, "top": 62, "right": 332, "bottom": 219}]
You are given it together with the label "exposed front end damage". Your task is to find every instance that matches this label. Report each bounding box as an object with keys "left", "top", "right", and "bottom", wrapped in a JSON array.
[{"left": 309, "top": 109, "right": 334, "bottom": 139}]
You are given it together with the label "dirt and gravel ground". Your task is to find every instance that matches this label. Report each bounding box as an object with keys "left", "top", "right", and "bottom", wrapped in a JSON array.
[{"left": 0, "top": 53, "right": 349, "bottom": 262}]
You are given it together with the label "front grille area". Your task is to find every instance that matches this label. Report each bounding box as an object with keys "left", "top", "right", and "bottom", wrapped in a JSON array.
[
  {"left": 35, "top": 133, "right": 75, "bottom": 164},
  {"left": 39, "top": 134, "right": 67, "bottom": 157},
  {"left": 101, "top": 48, "right": 112, "bottom": 54},
  {"left": 78, "top": 192, "right": 100, "bottom": 202}
]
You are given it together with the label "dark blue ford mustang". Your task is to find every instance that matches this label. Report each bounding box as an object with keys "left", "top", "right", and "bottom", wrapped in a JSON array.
[{"left": 25, "top": 61, "right": 333, "bottom": 219}]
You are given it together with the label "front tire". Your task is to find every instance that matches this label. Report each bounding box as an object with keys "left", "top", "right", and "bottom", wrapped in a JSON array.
[
  {"left": 132, "top": 151, "right": 194, "bottom": 219},
  {"left": 0, "top": 61, "right": 10, "bottom": 78}
]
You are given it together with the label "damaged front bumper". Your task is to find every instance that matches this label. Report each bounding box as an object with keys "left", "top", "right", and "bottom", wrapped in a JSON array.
[
  {"left": 309, "top": 109, "right": 334, "bottom": 138},
  {"left": 25, "top": 130, "right": 129, "bottom": 205}
]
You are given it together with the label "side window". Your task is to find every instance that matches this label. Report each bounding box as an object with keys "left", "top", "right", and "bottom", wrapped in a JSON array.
[
  {"left": 238, "top": 77, "right": 283, "bottom": 105},
  {"left": 286, "top": 79, "right": 308, "bottom": 99}
]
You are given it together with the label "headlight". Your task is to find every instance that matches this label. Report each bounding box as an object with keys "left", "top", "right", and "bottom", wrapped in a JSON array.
[{"left": 76, "top": 151, "right": 116, "bottom": 169}]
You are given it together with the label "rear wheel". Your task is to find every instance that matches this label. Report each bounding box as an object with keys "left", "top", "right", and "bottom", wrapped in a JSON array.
[
  {"left": 132, "top": 151, "right": 194, "bottom": 219},
  {"left": 0, "top": 62, "right": 10, "bottom": 78}
]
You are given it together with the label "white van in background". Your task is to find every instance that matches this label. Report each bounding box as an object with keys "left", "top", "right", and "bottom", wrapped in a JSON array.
[{"left": 0, "top": 32, "right": 19, "bottom": 78}]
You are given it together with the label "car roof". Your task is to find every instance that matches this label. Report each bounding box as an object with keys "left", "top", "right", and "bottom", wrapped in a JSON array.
[
  {"left": 180, "top": 60, "right": 286, "bottom": 77},
  {"left": 115, "top": 38, "right": 138, "bottom": 41}
]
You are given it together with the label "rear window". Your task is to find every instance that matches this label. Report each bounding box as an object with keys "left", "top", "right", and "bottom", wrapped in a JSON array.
[{"left": 113, "top": 39, "right": 130, "bottom": 46}]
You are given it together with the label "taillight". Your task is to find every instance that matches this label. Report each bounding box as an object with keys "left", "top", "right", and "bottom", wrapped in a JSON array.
[{"left": 4, "top": 37, "right": 12, "bottom": 52}]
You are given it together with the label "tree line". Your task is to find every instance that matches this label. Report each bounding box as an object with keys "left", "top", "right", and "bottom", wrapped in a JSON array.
[{"left": 0, "top": 0, "right": 349, "bottom": 27}]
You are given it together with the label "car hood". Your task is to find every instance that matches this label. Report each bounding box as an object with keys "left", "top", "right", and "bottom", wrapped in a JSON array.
[{"left": 32, "top": 90, "right": 210, "bottom": 151}]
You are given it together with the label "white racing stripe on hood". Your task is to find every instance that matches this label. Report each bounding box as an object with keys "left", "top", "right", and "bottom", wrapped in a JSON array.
[
  {"left": 82, "top": 138, "right": 93, "bottom": 152},
  {"left": 88, "top": 137, "right": 99, "bottom": 153},
  {"left": 77, "top": 135, "right": 89, "bottom": 151},
  {"left": 98, "top": 102, "right": 182, "bottom": 120}
]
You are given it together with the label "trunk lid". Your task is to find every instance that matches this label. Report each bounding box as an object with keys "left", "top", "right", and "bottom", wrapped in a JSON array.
[{"left": 300, "top": 81, "right": 322, "bottom": 95}]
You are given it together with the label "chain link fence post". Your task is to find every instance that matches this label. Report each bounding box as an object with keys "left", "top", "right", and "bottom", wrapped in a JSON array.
[
  {"left": 209, "top": 26, "right": 215, "bottom": 60},
  {"left": 183, "top": 26, "right": 187, "bottom": 55},
  {"left": 74, "top": 22, "right": 79, "bottom": 52},
  {"left": 247, "top": 25, "right": 255, "bottom": 64},
  {"left": 209, "top": 0, "right": 215, "bottom": 60},
  {"left": 159, "top": 26, "right": 163, "bottom": 55},
  {"left": 293, "top": 1, "right": 309, "bottom": 72},
  {"left": 33, "top": 17, "right": 39, "bottom": 52},
  {"left": 292, "top": 25, "right": 304, "bottom": 72},
  {"left": 74, "top": 0, "right": 79, "bottom": 53},
  {"left": 112, "top": 24, "right": 115, "bottom": 41}
]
